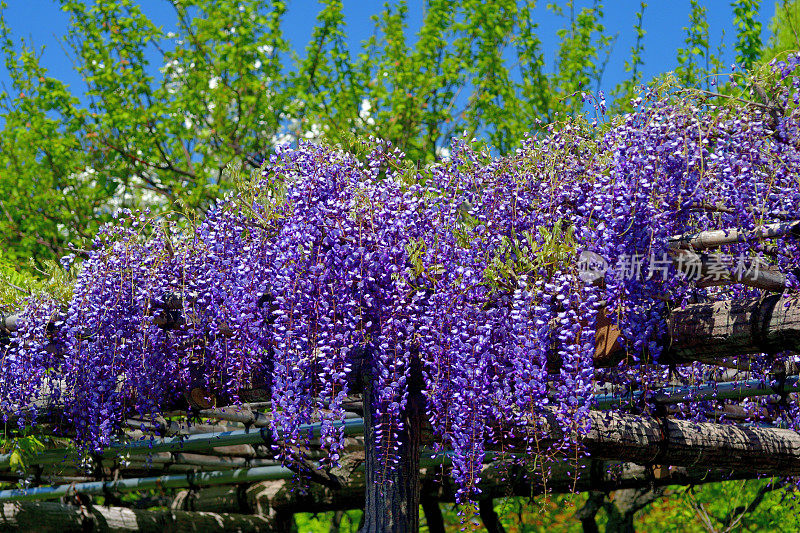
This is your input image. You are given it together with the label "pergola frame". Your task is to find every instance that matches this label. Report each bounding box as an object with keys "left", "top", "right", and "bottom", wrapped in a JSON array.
[{"left": 1, "top": 223, "right": 799, "bottom": 531}]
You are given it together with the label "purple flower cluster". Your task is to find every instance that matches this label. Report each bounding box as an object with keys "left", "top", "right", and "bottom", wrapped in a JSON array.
[{"left": 2, "top": 59, "right": 800, "bottom": 498}]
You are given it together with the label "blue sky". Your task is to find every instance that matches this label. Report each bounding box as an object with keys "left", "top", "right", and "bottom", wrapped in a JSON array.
[{"left": 0, "top": 1, "right": 779, "bottom": 101}]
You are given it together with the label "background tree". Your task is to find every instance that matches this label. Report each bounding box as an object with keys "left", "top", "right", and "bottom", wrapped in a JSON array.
[
  {"left": 0, "top": 1, "right": 777, "bottom": 267},
  {"left": 763, "top": 0, "right": 800, "bottom": 62},
  {"left": 0, "top": 0, "right": 618, "bottom": 265}
]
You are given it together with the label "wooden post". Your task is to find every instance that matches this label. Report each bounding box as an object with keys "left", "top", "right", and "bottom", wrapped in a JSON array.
[{"left": 359, "top": 355, "right": 423, "bottom": 533}]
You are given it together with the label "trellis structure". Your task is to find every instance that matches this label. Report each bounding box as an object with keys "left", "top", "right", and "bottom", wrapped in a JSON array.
[
  {"left": 4, "top": 44, "right": 800, "bottom": 527},
  {"left": 1, "top": 220, "right": 799, "bottom": 532}
]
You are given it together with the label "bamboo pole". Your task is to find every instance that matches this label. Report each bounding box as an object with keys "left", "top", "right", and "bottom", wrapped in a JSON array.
[
  {"left": 189, "top": 406, "right": 360, "bottom": 428},
  {"left": 0, "top": 447, "right": 454, "bottom": 503},
  {"left": 173, "top": 461, "right": 758, "bottom": 517},
  {"left": 8, "top": 406, "right": 800, "bottom": 503},
  {"left": 8, "top": 367, "right": 800, "bottom": 476},
  {"left": 0, "top": 467, "right": 768, "bottom": 532}
]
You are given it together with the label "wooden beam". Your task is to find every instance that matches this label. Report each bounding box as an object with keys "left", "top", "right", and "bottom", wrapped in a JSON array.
[
  {"left": 596, "top": 295, "right": 800, "bottom": 366},
  {"left": 0, "top": 502, "right": 273, "bottom": 533},
  {"left": 671, "top": 248, "right": 787, "bottom": 292},
  {"left": 576, "top": 410, "right": 800, "bottom": 476},
  {"left": 666, "top": 294, "right": 800, "bottom": 363},
  {"left": 668, "top": 221, "right": 800, "bottom": 250}
]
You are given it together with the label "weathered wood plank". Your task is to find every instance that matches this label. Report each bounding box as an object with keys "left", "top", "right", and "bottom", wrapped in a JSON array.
[
  {"left": 0, "top": 502, "right": 272, "bottom": 532},
  {"left": 668, "top": 220, "right": 800, "bottom": 250},
  {"left": 597, "top": 295, "right": 800, "bottom": 366},
  {"left": 579, "top": 411, "right": 800, "bottom": 475}
]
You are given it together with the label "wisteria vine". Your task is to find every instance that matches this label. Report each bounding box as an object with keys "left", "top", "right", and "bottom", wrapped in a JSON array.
[{"left": 2, "top": 58, "right": 800, "bottom": 499}]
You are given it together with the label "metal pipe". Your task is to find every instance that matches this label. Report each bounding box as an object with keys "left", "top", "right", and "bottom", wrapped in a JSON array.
[
  {"left": 594, "top": 375, "right": 800, "bottom": 410},
  {"left": 0, "top": 464, "right": 295, "bottom": 502},
  {"left": 0, "top": 448, "right": 475, "bottom": 502}
]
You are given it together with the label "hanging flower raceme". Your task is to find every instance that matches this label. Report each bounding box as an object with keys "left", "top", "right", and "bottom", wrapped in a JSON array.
[{"left": 1, "top": 57, "right": 800, "bottom": 498}]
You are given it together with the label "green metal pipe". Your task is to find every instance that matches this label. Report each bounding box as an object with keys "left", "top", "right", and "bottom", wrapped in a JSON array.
[
  {"left": 0, "top": 464, "right": 294, "bottom": 502},
  {"left": 594, "top": 375, "right": 800, "bottom": 410},
  {"left": 0, "top": 448, "right": 466, "bottom": 502}
]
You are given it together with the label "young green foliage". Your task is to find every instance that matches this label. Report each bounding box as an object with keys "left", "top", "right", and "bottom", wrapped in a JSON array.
[{"left": 763, "top": 0, "right": 800, "bottom": 62}]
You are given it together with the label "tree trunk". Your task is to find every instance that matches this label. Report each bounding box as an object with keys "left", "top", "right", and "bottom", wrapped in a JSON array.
[
  {"left": 604, "top": 509, "right": 635, "bottom": 533},
  {"left": 479, "top": 498, "right": 505, "bottom": 533},
  {"left": 359, "top": 356, "right": 423, "bottom": 533},
  {"left": 330, "top": 510, "right": 344, "bottom": 533},
  {"left": 420, "top": 494, "right": 445, "bottom": 533},
  {"left": 603, "top": 487, "right": 670, "bottom": 533},
  {"left": 575, "top": 492, "right": 603, "bottom": 533}
]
